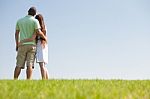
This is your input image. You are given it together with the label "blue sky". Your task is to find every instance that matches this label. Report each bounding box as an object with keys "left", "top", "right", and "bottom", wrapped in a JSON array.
[{"left": 1, "top": 0, "right": 150, "bottom": 79}]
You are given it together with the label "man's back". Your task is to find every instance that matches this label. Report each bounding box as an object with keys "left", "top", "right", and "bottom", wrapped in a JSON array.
[
  {"left": 14, "top": 7, "right": 39, "bottom": 80},
  {"left": 16, "top": 15, "right": 40, "bottom": 45}
]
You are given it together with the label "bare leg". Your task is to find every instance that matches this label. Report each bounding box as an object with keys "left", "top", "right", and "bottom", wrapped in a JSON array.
[
  {"left": 45, "top": 67, "right": 49, "bottom": 79},
  {"left": 26, "top": 66, "right": 33, "bottom": 80},
  {"left": 14, "top": 66, "right": 21, "bottom": 79},
  {"left": 39, "top": 62, "right": 46, "bottom": 79}
]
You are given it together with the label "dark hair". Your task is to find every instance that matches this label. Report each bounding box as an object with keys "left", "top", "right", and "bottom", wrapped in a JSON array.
[
  {"left": 35, "top": 14, "right": 46, "bottom": 35},
  {"left": 28, "top": 7, "right": 36, "bottom": 16},
  {"left": 35, "top": 14, "right": 47, "bottom": 45}
]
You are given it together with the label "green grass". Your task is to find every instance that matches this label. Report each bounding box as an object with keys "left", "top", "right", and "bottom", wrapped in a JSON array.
[{"left": 0, "top": 80, "right": 150, "bottom": 99}]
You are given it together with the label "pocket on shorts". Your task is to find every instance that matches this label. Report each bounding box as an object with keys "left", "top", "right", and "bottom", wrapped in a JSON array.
[{"left": 30, "top": 46, "right": 36, "bottom": 52}]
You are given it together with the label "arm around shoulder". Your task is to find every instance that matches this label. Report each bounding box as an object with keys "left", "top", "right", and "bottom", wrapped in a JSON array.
[{"left": 36, "top": 29, "right": 48, "bottom": 42}]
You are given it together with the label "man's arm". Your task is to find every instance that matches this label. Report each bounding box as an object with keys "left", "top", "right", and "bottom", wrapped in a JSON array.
[
  {"left": 19, "top": 29, "right": 47, "bottom": 46},
  {"left": 19, "top": 32, "right": 36, "bottom": 44},
  {"left": 15, "top": 30, "right": 19, "bottom": 51}
]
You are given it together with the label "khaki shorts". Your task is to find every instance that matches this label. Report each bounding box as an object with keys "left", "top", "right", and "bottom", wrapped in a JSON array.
[{"left": 16, "top": 45, "right": 36, "bottom": 69}]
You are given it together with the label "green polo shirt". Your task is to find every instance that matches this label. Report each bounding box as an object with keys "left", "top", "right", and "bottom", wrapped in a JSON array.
[{"left": 16, "top": 15, "right": 40, "bottom": 45}]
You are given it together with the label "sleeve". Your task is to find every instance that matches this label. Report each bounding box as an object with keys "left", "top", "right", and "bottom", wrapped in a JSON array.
[
  {"left": 34, "top": 19, "right": 41, "bottom": 29},
  {"left": 16, "top": 21, "right": 19, "bottom": 30}
]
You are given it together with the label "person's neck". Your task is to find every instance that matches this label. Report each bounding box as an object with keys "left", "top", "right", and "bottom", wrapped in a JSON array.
[{"left": 28, "top": 14, "right": 34, "bottom": 16}]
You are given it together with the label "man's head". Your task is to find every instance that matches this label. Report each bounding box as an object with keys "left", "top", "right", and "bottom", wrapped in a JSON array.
[{"left": 28, "top": 7, "right": 36, "bottom": 16}]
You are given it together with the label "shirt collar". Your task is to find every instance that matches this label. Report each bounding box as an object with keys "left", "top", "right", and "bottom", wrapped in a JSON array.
[{"left": 26, "top": 15, "right": 34, "bottom": 17}]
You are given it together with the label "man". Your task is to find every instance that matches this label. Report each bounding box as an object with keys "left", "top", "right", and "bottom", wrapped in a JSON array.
[{"left": 14, "top": 7, "right": 45, "bottom": 79}]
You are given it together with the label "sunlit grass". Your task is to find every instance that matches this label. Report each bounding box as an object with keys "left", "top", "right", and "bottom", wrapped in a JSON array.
[{"left": 0, "top": 80, "right": 150, "bottom": 99}]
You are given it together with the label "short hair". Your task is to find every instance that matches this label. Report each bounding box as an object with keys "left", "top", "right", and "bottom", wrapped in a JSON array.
[{"left": 28, "top": 7, "right": 36, "bottom": 16}]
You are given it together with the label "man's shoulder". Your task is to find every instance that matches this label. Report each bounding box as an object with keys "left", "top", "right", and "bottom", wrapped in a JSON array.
[
  {"left": 32, "top": 18, "right": 39, "bottom": 25},
  {"left": 17, "top": 16, "right": 37, "bottom": 22},
  {"left": 32, "top": 18, "right": 38, "bottom": 22},
  {"left": 17, "top": 16, "right": 26, "bottom": 22}
]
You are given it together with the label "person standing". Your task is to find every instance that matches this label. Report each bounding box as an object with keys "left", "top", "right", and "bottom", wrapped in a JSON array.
[
  {"left": 35, "top": 14, "right": 49, "bottom": 79},
  {"left": 19, "top": 14, "right": 49, "bottom": 79},
  {"left": 14, "top": 7, "right": 45, "bottom": 79}
]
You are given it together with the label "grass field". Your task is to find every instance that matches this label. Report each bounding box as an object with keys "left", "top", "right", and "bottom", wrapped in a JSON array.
[{"left": 0, "top": 80, "right": 150, "bottom": 99}]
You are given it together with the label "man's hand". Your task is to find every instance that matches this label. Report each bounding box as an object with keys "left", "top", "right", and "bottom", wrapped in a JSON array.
[{"left": 16, "top": 45, "right": 18, "bottom": 51}]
